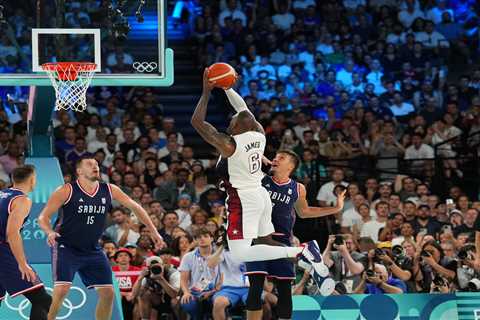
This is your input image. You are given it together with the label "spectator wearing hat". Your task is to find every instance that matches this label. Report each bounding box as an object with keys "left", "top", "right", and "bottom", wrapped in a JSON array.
[
  {"left": 175, "top": 194, "right": 194, "bottom": 230},
  {"left": 154, "top": 168, "right": 195, "bottom": 210},
  {"left": 412, "top": 204, "right": 442, "bottom": 237},
  {"left": 112, "top": 248, "right": 142, "bottom": 320},
  {"left": 453, "top": 208, "right": 478, "bottom": 238},
  {"left": 132, "top": 255, "right": 181, "bottom": 320}
]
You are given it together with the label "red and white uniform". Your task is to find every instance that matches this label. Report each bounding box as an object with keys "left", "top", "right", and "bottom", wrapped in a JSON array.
[
  {"left": 216, "top": 131, "right": 274, "bottom": 240},
  {"left": 112, "top": 265, "right": 142, "bottom": 293}
]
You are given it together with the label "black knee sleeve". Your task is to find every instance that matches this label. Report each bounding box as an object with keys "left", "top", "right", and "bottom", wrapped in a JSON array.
[
  {"left": 24, "top": 287, "right": 52, "bottom": 320},
  {"left": 246, "top": 274, "right": 265, "bottom": 311},
  {"left": 275, "top": 279, "right": 292, "bottom": 319}
]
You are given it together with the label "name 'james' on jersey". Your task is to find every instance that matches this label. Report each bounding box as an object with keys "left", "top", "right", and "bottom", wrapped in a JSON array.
[
  {"left": 216, "top": 131, "right": 266, "bottom": 190},
  {"left": 54, "top": 181, "right": 112, "bottom": 252}
]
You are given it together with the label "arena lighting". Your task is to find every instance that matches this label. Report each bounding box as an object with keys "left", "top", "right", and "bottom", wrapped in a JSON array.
[
  {"left": 136, "top": 0, "right": 146, "bottom": 23},
  {"left": 106, "top": 0, "right": 131, "bottom": 41}
]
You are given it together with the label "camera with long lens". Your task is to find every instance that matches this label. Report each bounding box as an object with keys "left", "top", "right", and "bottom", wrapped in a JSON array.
[
  {"left": 420, "top": 250, "right": 431, "bottom": 258},
  {"left": 365, "top": 269, "right": 376, "bottom": 283},
  {"left": 146, "top": 260, "right": 163, "bottom": 278},
  {"left": 433, "top": 276, "right": 446, "bottom": 287},
  {"left": 391, "top": 245, "right": 413, "bottom": 269},
  {"left": 467, "top": 279, "right": 480, "bottom": 292},
  {"left": 458, "top": 244, "right": 475, "bottom": 261},
  {"left": 373, "top": 248, "right": 385, "bottom": 263},
  {"left": 334, "top": 234, "right": 344, "bottom": 246}
]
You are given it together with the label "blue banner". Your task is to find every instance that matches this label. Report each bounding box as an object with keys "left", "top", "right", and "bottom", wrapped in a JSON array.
[{"left": 0, "top": 264, "right": 123, "bottom": 320}]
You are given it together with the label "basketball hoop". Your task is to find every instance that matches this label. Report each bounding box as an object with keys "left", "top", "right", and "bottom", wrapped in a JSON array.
[{"left": 41, "top": 62, "right": 97, "bottom": 112}]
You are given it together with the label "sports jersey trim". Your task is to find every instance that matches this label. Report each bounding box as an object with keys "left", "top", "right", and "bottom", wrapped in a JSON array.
[
  {"left": 54, "top": 281, "right": 72, "bottom": 286},
  {"left": 271, "top": 177, "right": 291, "bottom": 186},
  {"left": 225, "top": 183, "right": 244, "bottom": 240},
  {"left": 7, "top": 195, "right": 26, "bottom": 215},
  {"left": 76, "top": 180, "right": 100, "bottom": 197},
  {"left": 86, "top": 284, "right": 114, "bottom": 289},
  {"left": 107, "top": 183, "right": 113, "bottom": 199},
  {"left": 52, "top": 244, "right": 59, "bottom": 281},
  {"left": 64, "top": 183, "right": 73, "bottom": 205},
  {"left": 0, "top": 295, "right": 4, "bottom": 300},
  {"left": 10, "top": 283, "right": 44, "bottom": 298}
]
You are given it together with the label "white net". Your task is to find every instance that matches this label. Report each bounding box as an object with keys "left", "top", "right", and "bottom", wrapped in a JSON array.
[{"left": 41, "top": 62, "right": 96, "bottom": 112}]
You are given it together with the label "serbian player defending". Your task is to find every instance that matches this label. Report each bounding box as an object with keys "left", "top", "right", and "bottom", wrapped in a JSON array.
[
  {"left": 246, "top": 150, "right": 346, "bottom": 319},
  {"left": 38, "top": 157, "right": 164, "bottom": 320}
]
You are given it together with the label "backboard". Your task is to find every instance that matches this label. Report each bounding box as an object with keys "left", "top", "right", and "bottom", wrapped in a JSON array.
[{"left": 0, "top": 0, "right": 173, "bottom": 86}]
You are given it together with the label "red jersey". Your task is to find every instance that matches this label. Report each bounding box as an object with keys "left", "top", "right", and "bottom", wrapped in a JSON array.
[{"left": 112, "top": 265, "right": 142, "bottom": 292}]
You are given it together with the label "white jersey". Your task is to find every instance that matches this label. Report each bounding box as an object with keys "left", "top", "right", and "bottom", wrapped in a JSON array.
[{"left": 217, "top": 131, "right": 265, "bottom": 190}]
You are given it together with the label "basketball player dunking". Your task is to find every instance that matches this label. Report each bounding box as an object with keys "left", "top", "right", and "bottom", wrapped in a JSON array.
[
  {"left": 192, "top": 69, "right": 326, "bottom": 319},
  {"left": 0, "top": 165, "right": 52, "bottom": 320},
  {"left": 38, "top": 157, "right": 164, "bottom": 320}
]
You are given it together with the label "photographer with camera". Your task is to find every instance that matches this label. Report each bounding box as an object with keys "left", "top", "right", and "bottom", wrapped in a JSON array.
[
  {"left": 376, "top": 244, "right": 415, "bottom": 292},
  {"left": 456, "top": 243, "right": 480, "bottom": 291},
  {"left": 353, "top": 263, "right": 407, "bottom": 294},
  {"left": 413, "top": 240, "right": 457, "bottom": 292},
  {"left": 323, "top": 234, "right": 366, "bottom": 294},
  {"left": 131, "top": 254, "right": 180, "bottom": 320}
]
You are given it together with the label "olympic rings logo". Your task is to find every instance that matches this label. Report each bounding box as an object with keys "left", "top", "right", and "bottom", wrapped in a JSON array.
[
  {"left": 4, "top": 286, "right": 87, "bottom": 319},
  {"left": 132, "top": 61, "right": 158, "bottom": 73}
]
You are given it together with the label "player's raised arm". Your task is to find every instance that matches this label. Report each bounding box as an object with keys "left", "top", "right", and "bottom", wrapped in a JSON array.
[
  {"left": 294, "top": 183, "right": 346, "bottom": 218},
  {"left": 6, "top": 196, "right": 36, "bottom": 282},
  {"left": 191, "top": 68, "right": 236, "bottom": 158},
  {"left": 224, "top": 87, "right": 265, "bottom": 135},
  {"left": 38, "top": 185, "right": 70, "bottom": 247},
  {"left": 109, "top": 184, "right": 165, "bottom": 249}
]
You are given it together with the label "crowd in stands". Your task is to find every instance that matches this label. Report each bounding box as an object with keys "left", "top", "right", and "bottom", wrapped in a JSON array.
[{"left": 1, "top": 0, "right": 480, "bottom": 319}]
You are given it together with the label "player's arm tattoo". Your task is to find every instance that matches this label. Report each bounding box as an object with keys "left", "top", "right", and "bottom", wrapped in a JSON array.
[{"left": 191, "top": 90, "right": 236, "bottom": 157}]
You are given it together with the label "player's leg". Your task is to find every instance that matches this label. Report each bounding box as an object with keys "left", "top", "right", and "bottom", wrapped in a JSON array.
[
  {"left": 227, "top": 189, "right": 302, "bottom": 262},
  {"left": 78, "top": 250, "right": 114, "bottom": 320},
  {"left": 24, "top": 287, "right": 52, "bottom": 320},
  {"left": 48, "top": 244, "right": 77, "bottom": 320},
  {"left": 48, "top": 284, "right": 72, "bottom": 320},
  {"left": 274, "top": 279, "right": 293, "bottom": 320},
  {"left": 0, "top": 245, "right": 51, "bottom": 320},
  {"left": 245, "top": 274, "right": 265, "bottom": 320},
  {"left": 95, "top": 287, "right": 115, "bottom": 320}
]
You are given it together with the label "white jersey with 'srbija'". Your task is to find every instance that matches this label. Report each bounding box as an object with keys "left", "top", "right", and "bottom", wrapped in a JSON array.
[{"left": 218, "top": 131, "right": 265, "bottom": 190}]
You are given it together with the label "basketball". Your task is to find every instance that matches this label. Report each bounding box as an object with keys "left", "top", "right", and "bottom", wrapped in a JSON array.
[{"left": 207, "top": 62, "right": 237, "bottom": 89}]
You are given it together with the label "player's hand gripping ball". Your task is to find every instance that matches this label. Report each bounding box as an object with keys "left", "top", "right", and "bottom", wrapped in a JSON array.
[{"left": 207, "top": 62, "right": 238, "bottom": 89}]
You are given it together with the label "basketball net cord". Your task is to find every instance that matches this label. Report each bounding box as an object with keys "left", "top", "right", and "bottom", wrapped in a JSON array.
[{"left": 42, "top": 62, "right": 96, "bottom": 112}]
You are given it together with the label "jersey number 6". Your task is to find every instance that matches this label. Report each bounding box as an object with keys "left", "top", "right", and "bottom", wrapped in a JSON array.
[{"left": 249, "top": 153, "right": 261, "bottom": 174}]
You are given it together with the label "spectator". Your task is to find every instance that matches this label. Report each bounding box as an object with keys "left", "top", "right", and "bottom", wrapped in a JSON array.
[
  {"left": 404, "top": 133, "right": 434, "bottom": 176},
  {"left": 112, "top": 248, "right": 142, "bottom": 320},
  {"left": 179, "top": 228, "right": 219, "bottom": 320},
  {"left": 360, "top": 201, "right": 389, "bottom": 242},
  {"left": 316, "top": 168, "right": 348, "bottom": 207},
  {"left": 102, "top": 239, "right": 118, "bottom": 262},
  {"left": 154, "top": 168, "right": 195, "bottom": 210},
  {"left": 354, "top": 263, "right": 407, "bottom": 294},
  {"left": 218, "top": 0, "right": 247, "bottom": 27},
  {"left": 132, "top": 255, "right": 181, "bottom": 320},
  {"left": 0, "top": 141, "right": 21, "bottom": 176},
  {"left": 175, "top": 194, "right": 193, "bottom": 230},
  {"left": 398, "top": 1, "right": 425, "bottom": 28},
  {"left": 159, "top": 212, "right": 180, "bottom": 247},
  {"left": 104, "top": 208, "right": 140, "bottom": 247},
  {"left": 272, "top": 3, "right": 295, "bottom": 32},
  {"left": 323, "top": 234, "right": 366, "bottom": 293},
  {"left": 66, "top": 137, "right": 92, "bottom": 168},
  {"left": 453, "top": 208, "right": 478, "bottom": 237}
]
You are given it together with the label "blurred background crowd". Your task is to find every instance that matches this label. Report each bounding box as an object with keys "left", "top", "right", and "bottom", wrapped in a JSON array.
[{"left": 1, "top": 0, "right": 480, "bottom": 319}]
